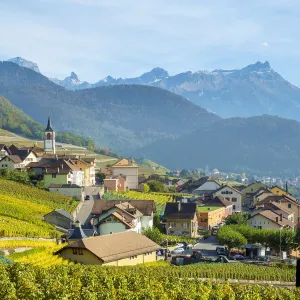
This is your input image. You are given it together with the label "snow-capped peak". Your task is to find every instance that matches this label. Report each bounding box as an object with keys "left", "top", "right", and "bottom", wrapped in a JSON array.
[{"left": 7, "top": 57, "right": 40, "bottom": 73}]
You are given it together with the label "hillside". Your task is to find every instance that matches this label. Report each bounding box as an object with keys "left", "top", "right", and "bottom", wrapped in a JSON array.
[
  {"left": 0, "top": 95, "right": 95, "bottom": 149},
  {"left": 43, "top": 60, "right": 300, "bottom": 122},
  {"left": 138, "top": 115, "right": 300, "bottom": 176},
  {"left": 0, "top": 61, "right": 219, "bottom": 153},
  {"left": 0, "top": 178, "right": 76, "bottom": 238}
]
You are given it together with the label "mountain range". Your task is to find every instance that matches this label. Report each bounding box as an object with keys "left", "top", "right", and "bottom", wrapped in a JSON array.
[
  {"left": 3, "top": 57, "right": 300, "bottom": 175},
  {"left": 12, "top": 58, "right": 300, "bottom": 121},
  {"left": 0, "top": 61, "right": 217, "bottom": 153}
]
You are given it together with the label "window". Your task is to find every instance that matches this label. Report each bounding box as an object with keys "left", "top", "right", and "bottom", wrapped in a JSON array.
[
  {"left": 52, "top": 174, "right": 56, "bottom": 178},
  {"left": 130, "top": 255, "right": 138, "bottom": 260},
  {"left": 170, "top": 222, "right": 175, "bottom": 228},
  {"left": 200, "top": 219, "right": 208, "bottom": 222},
  {"left": 288, "top": 204, "right": 292, "bottom": 209},
  {"left": 72, "top": 248, "right": 78, "bottom": 255},
  {"left": 78, "top": 249, "right": 83, "bottom": 255},
  {"left": 233, "top": 205, "right": 236, "bottom": 210},
  {"left": 182, "top": 223, "right": 188, "bottom": 229},
  {"left": 232, "top": 198, "right": 237, "bottom": 202}
]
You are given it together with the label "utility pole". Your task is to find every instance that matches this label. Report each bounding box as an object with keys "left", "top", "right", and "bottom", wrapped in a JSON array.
[{"left": 297, "top": 259, "right": 300, "bottom": 287}]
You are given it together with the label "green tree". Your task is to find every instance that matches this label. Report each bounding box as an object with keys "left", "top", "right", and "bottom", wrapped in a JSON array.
[
  {"left": 142, "top": 227, "right": 163, "bottom": 244},
  {"left": 148, "top": 180, "right": 166, "bottom": 192},
  {"left": 96, "top": 172, "right": 106, "bottom": 182},
  {"left": 225, "top": 212, "right": 249, "bottom": 225},
  {"left": 217, "top": 226, "right": 247, "bottom": 256},
  {"left": 179, "top": 169, "right": 191, "bottom": 178}
]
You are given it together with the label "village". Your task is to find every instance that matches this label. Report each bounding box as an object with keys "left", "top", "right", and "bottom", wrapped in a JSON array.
[{"left": 0, "top": 117, "right": 299, "bottom": 268}]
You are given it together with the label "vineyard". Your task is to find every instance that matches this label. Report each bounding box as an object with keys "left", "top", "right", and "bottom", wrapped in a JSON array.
[
  {"left": 0, "top": 178, "right": 77, "bottom": 238},
  {"left": 0, "top": 264, "right": 298, "bottom": 299},
  {"left": 8, "top": 245, "right": 73, "bottom": 268},
  {"left": 0, "top": 178, "right": 77, "bottom": 212},
  {"left": 107, "top": 190, "right": 175, "bottom": 214}
]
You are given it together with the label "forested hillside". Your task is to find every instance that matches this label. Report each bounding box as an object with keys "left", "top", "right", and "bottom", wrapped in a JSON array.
[
  {"left": 0, "top": 96, "right": 95, "bottom": 149},
  {"left": 138, "top": 115, "right": 300, "bottom": 176}
]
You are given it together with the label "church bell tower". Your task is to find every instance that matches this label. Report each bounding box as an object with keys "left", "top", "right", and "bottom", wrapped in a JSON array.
[{"left": 44, "top": 116, "right": 56, "bottom": 154}]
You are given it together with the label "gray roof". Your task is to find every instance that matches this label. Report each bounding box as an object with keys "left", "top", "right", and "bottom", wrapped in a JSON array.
[{"left": 44, "top": 209, "right": 74, "bottom": 221}]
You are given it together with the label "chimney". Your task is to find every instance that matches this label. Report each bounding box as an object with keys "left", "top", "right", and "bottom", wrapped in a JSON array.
[
  {"left": 178, "top": 201, "right": 181, "bottom": 212},
  {"left": 280, "top": 214, "right": 283, "bottom": 222},
  {"left": 57, "top": 167, "right": 59, "bottom": 173},
  {"left": 276, "top": 217, "right": 279, "bottom": 223},
  {"left": 61, "top": 164, "right": 63, "bottom": 169}
]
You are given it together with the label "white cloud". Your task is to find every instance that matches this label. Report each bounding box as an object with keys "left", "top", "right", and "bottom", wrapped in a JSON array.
[{"left": 261, "top": 42, "right": 269, "bottom": 47}]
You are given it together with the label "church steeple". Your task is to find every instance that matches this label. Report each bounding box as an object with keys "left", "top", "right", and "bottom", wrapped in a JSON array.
[
  {"left": 44, "top": 116, "right": 56, "bottom": 154},
  {"left": 45, "top": 116, "right": 53, "bottom": 132}
]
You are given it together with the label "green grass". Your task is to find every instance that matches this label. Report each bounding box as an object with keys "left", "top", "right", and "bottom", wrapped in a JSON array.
[{"left": 197, "top": 206, "right": 221, "bottom": 212}]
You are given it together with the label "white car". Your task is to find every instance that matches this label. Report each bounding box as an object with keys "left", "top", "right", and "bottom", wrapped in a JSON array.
[
  {"left": 176, "top": 243, "right": 184, "bottom": 248},
  {"left": 171, "top": 248, "right": 185, "bottom": 254}
]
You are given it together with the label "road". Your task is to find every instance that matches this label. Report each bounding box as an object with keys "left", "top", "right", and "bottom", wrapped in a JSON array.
[
  {"left": 193, "top": 236, "right": 221, "bottom": 257},
  {"left": 76, "top": 187, "right": 102, "bottom": 229}
]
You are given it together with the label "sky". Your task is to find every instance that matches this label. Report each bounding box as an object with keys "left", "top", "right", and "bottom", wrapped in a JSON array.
[{"left": 0, "top": 0, "right": 299, "bottom": 85}]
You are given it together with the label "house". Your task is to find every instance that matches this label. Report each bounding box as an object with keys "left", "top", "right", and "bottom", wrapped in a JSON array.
[
  {"left": 250, "top": 188, "right": 274, "bottom": 208},
  {"left": 270, "top": 186, "right": 296, "bottom": 200},
  {"left": 240, "top": 182, "right": 266, "bottom": 206},
  {"left": 197, "top": 196, "right": 232, "bottom": 230},
  {"left": 256, "top": 195, "right": 300, "bottom": 228},
  {"left": 213, "top": 185, "right": 242, "bottom": 213},
  {"left": 191, "top": 178, "right": 221, "bottom": 196},
  {"left": 28, "top": 158, "right": 84, "bottom": 188},
  {"left": 248, "top": 210, "right": 294, "bottom": 230},
  {"left": 49, "top": 184, "right": 83, "bottom": 200},
  {"left": 68, "top": 220, "right": 88, "bottom": 241},
  {"left": 200, "top": 195, "right": 233, "bottom": 218},
  {"left": 198, "top": 206, "right": 225, "bottom": 230},
  {"left": 92, "top": 199, "right": 155, "bottom": 234},
  {"left": 103, "top": 175, "right": 127, "bottom": 192},
  {"left": 55, "top": 231, "right": 160, "bottom": 266},
  {"left": 44, "top": 209, "right": 74, "bottom": 230},
  {"left": 96, "top": 202, "right": 144, "bottom": 235},
  {"left": 111, "top": 158, "right": 139, "bottom": 190},
  {"left": 163, "top": 202, "right": 198, "bottom": 238},
  {"left": 57, "top": 155, "right": 96, "bottom": 186},
  {"left": 0, "top": 144, "right": 11, "bottom": 158},
  {"left": 0, "top": 149, "right": 39, "bottom": 171}
]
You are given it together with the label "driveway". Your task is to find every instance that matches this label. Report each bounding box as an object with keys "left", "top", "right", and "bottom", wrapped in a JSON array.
[
  {"left": 77, "top": 187, "right": 102, "bottom": 228},
  {"left": 193, "top": 236, "right": 221, "bottom": 258}
]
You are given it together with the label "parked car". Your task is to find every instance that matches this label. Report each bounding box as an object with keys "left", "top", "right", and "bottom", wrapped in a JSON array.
[
  {"left": 231, "top": 254, "right": 245, "bottom": 260},
  {"left": 212, "top": 225, "right": 219, "bottom": 231},
  {"left": 171, "top": 248, "right": 185, "bottom": 254},
  {"left": 85, "top": 195, "right": 90, "bottom": 200},
  {"left": 176, "top": 243, "right": 185, "bottom": 248},
  {"left": 216, "top": 247, "right": 227, "bottom": 255},
  {"left": 212, "top": 231, "right": 218, "bottom": 236}
]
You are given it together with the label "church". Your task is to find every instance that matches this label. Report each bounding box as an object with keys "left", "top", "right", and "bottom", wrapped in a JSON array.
[{"left": 44, "top": 116, "right": 56, "bottom": 154}]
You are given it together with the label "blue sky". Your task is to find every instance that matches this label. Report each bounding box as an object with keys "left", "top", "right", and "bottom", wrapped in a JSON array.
[{"left": 0, "top": 0, "right": 299, "bottom": 85}]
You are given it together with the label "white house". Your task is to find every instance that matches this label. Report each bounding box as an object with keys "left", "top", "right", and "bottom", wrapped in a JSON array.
[
  {"left": 192, "top": 179, "right": 220, "bottom": 196},
  {"left": 248, "top": 210, "right": 294, "bottom": 230},
  {"left": 94, "top": 202, "right": 143, "bottom": 235},
  {"left": 91, "top": 200, "right": 155, "bottom": 235},
  {"left": 213, "top": 185, "right": 242, "bottom": 213},
  {"left": 112, "top": 158, "right": 139, "bottom": 190},
  {"left": 0, "top": 150, "right": 39, "bottom": 171}
]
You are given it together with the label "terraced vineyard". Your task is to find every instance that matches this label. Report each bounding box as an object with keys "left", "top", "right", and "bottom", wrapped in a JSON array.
[
  {"left": 0, "top": 264, "right": 298, "bottom": 299},
  {"left": 0, "top": 178, "right": 77, "bottom": 237},
  {"left": 109, "top": 190, "right": 175, "bottom": 214}
]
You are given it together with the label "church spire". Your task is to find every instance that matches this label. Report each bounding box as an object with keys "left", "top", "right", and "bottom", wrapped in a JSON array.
[{"left": 45, "top": 116, "right": 53, "bottom": 132}]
